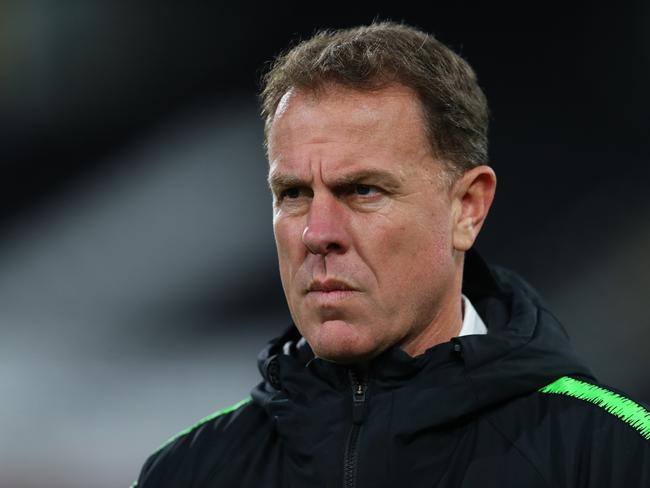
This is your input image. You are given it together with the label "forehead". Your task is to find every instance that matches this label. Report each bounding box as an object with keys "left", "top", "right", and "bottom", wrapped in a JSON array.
[{"left": 267, "top": 83, "right": 431, "bottom": 166}]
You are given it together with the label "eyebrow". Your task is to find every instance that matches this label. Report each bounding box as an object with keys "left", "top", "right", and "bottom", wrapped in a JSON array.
[
  {"left": 268, "top": 168, "right": 403, "bottom": 194},
  {"left": 267, "top": 172, "right": 304, "bottom": 194}
]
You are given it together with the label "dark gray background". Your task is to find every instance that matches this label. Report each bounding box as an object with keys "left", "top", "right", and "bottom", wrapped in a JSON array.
[{"left": 0, "top": 3, "right": 648, "bottom": 486}]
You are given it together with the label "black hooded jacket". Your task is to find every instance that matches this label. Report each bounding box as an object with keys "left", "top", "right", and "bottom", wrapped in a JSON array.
[{"left": 134, "top": 251, "right": 650, "bottom": 487}]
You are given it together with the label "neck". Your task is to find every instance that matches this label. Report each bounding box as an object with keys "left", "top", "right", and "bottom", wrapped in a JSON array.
[{"left": 399, "top": 259, "right": 464, "bottom": 357}]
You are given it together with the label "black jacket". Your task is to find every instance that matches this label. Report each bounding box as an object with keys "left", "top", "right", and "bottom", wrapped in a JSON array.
[{"left": 134, "top": 251, "right": 650, "bottom": 487}]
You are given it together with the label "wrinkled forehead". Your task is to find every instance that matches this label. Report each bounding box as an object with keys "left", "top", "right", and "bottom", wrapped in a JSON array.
[
  {"left": 265, "top": 82, "right": 451, "bottom": 194},
  {"left": 267, "top": 83, "right": 430, "bottom": 158}
]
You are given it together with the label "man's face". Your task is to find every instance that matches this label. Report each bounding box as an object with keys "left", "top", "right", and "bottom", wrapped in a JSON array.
[{"left": 268, "top": 83, "right": 463, "bottom": 363}]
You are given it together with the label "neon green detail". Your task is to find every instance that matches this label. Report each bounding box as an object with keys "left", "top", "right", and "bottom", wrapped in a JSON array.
[
  {"left": 540, "top": 376, "right": 650, "bottom": 440},
  {"left": 155, "top": 396, "right": 252, "bottom": 453},
  {"left": 129, "top": 482, "right": 138, "bottom": 488}
]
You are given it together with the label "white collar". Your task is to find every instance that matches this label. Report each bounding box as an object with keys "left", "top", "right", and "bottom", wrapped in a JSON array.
[{"left": 457, "top": 294, "right": 488, "bottom": 337}]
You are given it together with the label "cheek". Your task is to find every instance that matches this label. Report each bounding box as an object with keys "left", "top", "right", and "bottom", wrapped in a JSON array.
[
  {"left": 386, "top": 212, "right": 450, "bottom": 253},
  {"left": 376, "top": 214, "right": 453, "bottom": 284},
  {"left": 274, "top": 214, "right": 300, "bottom": 249},
  {"left": 274, "top": 219, "right": 305, "bottom": 285},
  {"left": 273, "top": 221, "right": 293, "bottom": 271}
]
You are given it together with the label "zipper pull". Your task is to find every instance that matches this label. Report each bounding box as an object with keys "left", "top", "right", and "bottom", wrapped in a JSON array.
[{"left": 350, "top": 371, "right": 368, "bottom": 425}]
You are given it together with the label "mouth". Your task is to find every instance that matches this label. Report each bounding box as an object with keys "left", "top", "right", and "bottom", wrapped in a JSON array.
[{"left": 307, "top": 279, "right": 357, "bottom": 293}]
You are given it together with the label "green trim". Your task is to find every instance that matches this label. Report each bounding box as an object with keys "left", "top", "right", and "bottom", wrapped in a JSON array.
[
  {"left": 155, "top": 396, "right": 252, "bottom": 453},
  {"left": 129, "top": 482, "right": 138, "bottom": 488},
  {"left": 540, "top": 376, "right": 650, "bottom": 440}
]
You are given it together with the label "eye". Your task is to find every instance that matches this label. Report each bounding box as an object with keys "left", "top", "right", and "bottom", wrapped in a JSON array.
[
  {"left": 354, "top": 184, "right": 379, "bottom": 196},
  {"left": 283, "top": 187, "right": 301, "bottom": 199},
  {"left": 277, "top": 186, "right": 311, "bottom": 203}
]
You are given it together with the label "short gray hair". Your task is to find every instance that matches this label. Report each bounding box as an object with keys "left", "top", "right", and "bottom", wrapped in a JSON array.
[{"left": 260, "top": 21, "right": 489, "bottom": 178}]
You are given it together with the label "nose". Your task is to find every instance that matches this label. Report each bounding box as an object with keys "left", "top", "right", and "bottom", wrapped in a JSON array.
[{"left": 302, "top": 194, "right": 349, "bottom": 255}]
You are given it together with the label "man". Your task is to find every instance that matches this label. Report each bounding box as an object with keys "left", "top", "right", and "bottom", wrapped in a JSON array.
[{"left": 134, "top": 22, "right": 649, "bottom": 487}]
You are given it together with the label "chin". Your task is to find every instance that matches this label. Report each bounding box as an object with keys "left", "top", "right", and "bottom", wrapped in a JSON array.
[{"left": 307, "top": 319, "right": 379, "bottom": 364}]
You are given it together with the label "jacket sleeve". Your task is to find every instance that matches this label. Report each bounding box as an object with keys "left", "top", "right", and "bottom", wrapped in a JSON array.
[
  {"left": 488, "top": 378, "right": 650, "bottom": 487},
  {"left": 131, "top": 435, "right": 196, "bottom": 488},
  {"left": 130, "top": 397, "right": 255, "bottom": 487},
  {"left": 536, "top": 378, "right": 650, "bottom": 486},
  {"left": 582, "top": 408, "right": 650, "bottom": 486}
]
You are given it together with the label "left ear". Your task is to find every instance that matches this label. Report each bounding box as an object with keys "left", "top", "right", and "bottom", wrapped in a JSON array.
[{"left": 451, "top": 165, "right": 497, "bottom": 252}]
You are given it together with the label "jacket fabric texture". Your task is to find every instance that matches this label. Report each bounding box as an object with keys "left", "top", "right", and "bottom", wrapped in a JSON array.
[{"left": 134, "top": 250, "right": 650, "bottom": 487}]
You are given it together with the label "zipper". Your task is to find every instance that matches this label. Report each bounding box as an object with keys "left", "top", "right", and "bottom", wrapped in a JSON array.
[{"left": 343, "top": 369, "right": 368, "bottom": 488}]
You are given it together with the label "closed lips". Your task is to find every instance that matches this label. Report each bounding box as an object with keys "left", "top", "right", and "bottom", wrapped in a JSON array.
[{"left": 308, "top": 280, "right": 356, "bottom": 292}]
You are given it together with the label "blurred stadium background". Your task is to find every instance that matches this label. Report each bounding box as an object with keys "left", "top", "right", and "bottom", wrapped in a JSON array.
[{"left": 0, "top": 2, "right": 648, "bottom": 486}]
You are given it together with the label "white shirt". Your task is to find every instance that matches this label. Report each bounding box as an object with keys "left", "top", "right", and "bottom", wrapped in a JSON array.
[{"left": 457, "top": 294, "right": 488, "bottom": 336}]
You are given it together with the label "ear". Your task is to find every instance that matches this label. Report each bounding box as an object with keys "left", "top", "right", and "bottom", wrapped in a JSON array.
[{"left": 451, "top": 165, "right": 497, "bottom": 252}]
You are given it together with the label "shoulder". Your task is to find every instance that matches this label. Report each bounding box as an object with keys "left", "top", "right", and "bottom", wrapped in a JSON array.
[
  {"left": 134, "top": 397, "right": 274, "bottom": 487},
  {"left": 536, "top": 376, "right": 650, "bottom": 440},
  {"left": 487, "top": 376, "right": 650, "bottom": 486}
]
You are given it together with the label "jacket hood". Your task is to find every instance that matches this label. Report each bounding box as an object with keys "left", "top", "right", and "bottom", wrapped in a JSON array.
[{"left": 252, "top": 249, "right": 593, "bottom": 427}]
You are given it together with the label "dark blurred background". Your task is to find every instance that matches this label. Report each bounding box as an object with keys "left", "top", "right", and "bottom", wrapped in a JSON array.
[{"left": 0, "top": 2, "right": 648, "bottom": 486}]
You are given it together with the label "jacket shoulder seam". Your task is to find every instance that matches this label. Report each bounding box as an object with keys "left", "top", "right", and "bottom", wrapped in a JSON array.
[
  {"left": 153, "top": 396, "right": 253, "bottom": 454},
  {"left": 539, "top": 376, "right": 650, "bottom": 440},
  {"left": 483, "top": 414, "right": 554, "bottom": 487}
]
